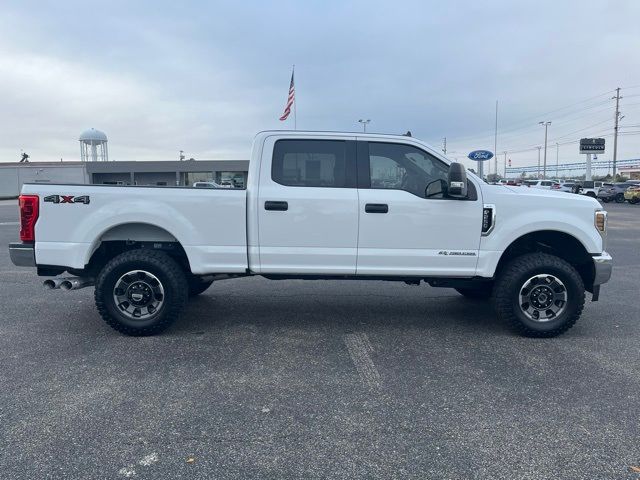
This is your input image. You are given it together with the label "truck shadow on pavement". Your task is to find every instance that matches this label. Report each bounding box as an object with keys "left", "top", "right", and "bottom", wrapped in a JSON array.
[{"left": 172, "top": 290, "right": 507, "bottom": 337}]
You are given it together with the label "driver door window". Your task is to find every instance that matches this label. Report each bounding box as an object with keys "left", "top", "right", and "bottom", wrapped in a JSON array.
[{"left": 368, "top": 142, "right": 448, "bottom": 198}]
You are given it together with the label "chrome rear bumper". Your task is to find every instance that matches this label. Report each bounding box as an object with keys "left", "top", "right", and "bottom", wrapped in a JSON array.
[{"left": 9, "top": 243, "right": 35, "bottom": 267}]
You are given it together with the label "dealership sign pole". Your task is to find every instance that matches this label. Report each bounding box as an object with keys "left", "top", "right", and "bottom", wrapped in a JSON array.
[
  {"left": 468, "top": 150, "right": 494, "bottom": 179},
  {"left": 579, "top": 138, "right": 605, "bottom": 181}
]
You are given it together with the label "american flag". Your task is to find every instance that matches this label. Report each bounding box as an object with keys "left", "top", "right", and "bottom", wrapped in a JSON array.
[{"left": 279, "top": 69, "right": 295, "bottom": 121}]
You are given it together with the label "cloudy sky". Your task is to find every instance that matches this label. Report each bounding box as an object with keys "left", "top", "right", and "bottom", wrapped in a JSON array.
[{"left": 1, "top": 0, "right": 640, "bottom": 173}]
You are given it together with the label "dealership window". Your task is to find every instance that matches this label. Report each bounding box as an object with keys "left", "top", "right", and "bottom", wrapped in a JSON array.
[
  {"left": 185, "top": 172, "right": 214, "bottom": 186},
  {"left": 272, "top": 139, "right": 355, "bottom": 188},
  {"left": 368, "top": 142, "right": 448, "bottom": 198},
  {"left": 215, "top": 171, "right": 247, "bottom": 188}
]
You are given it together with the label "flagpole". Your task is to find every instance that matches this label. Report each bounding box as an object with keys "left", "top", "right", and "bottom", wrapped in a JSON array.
[{"left": 293, "top": 64, "right": 297, "bottom": 130}]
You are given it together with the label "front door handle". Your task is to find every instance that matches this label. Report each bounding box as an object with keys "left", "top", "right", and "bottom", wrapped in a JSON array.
[
  {"left": 264, "top": 201, "right": 288, "bottom": 211},
  {"left": 365, "top": 203, "right": 388, "bottom": 213}
]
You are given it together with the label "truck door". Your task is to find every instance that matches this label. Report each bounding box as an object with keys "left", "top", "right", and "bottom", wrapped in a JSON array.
[
  {"left": 356, "top": 140, "right": 483, "bottom": 276},
  {"left": 257, "top": 136, "right": 359, "bottom": 274}
]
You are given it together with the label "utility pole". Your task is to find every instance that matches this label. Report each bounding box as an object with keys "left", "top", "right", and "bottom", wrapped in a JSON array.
[
  {"left": 358, "top": 119, "right": 370, "bottom": 133},
  {"left": 442, "top": 137, "right": 447, "bottom": 155},
  {"left": 555, "top": 143, "right": 559, "bottom": 178},
  {"left": 493, "top": 100, "right": 498, "bottom": 176},
  {"left": 536, "top": 146, "right": 542, "bottom": 179},
  {"left": 612, "top": 87, "right": 622, "bottom": 178},
  {"left": 539, "top": 121, "right": 551, "bottom": 179}
]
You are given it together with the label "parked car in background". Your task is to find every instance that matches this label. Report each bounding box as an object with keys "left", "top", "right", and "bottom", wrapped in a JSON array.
[
  {"left": 551, "top": 182, "right": 577, "bottom": 193},
  {"left": 579, "top": 181, "right": 604, "bottom": 198},
  {"left": 597, "top": 182, "right": 638, "bottom": 203},
  {"left": 525, "top": 180, "right": 555, "bottom": 189},
  {"left": 624, "top": 184, "right": 640, "bottom": 204}
]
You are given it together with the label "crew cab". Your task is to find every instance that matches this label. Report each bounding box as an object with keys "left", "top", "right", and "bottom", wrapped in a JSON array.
[{"left": 9, "top": 131, "right": 612, "bottom": 337}]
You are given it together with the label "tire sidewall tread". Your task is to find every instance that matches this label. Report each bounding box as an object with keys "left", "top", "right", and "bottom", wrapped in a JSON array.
[
  {"left": 493, "top": 252, "right": 585, "bottom": 338},
  {"left": 94, "top": 250, "right": 188, "bottom": 336}
]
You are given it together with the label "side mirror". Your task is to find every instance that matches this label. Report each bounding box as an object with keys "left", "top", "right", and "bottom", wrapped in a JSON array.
[{"left": 447, "top": 162, "right": 468, "bottom": 198}]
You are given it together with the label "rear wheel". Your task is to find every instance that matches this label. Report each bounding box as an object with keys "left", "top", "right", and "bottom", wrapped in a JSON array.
[
  {"left": 600, "top": 197, "right": 610, "bottom": 203},
  {"left": 493, "top": 253, "right": 584, "bottom": 338},
  {"left": 615, "top": 193, "right": 625, "bottom": 203},
  {"left": 95, "top": 250, "right": 188, "bottom": 336},
  {"left": 629, "top": 197, "right": 639, "bottom": 205},
  {"left": 585, "top": 192, "right": 596, "bottom": 198}
]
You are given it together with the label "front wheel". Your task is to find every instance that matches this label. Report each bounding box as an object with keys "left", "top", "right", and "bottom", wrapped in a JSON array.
[
  {"left": 629, "top": 197, "right": 639, "bottom": 205},
  {"left": 95, "top": 250, "right": 188, "bottom": 336},
  {"left": 600, "top": 197, "right": 610, "bottom": 203},
  {"left": 615, "top": 193, "right": 625, "bottom": 203},
  {"left": 493, "top": 253, "right": 585, "bottom": 337}
]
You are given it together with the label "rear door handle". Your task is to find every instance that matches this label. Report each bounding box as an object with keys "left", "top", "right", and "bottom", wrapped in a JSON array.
[
  {"left": 264, "top": 201, "right": 288, "bottom": 211},
  {"left": 365, "top": 203, "right": 388, "bottom": 213}
]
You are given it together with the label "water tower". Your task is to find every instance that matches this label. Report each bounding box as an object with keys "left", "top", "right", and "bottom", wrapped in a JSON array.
[{"left": 79, "top": 128, "right": 108, "bottom": 161}]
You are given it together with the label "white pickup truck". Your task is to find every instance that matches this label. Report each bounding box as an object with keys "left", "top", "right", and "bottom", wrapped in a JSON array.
[{"left": 9, "top": 131, "right": 612, "bottom": 337}]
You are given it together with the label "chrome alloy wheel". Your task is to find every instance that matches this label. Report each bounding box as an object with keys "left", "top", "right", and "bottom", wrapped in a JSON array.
[
  {"left": 518, "top": 274, "right": 567, "bottom": 322},
  {"left": 113, "top": 270, "right": 165, "bottom": 320}
]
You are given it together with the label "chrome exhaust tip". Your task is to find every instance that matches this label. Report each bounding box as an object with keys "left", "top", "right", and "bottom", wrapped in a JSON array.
[
  {"left": 60, "top": 277, "right": 94, "bottom": 291},
  {"left": 43, "top": 278, "right": 64, "bottom": 290}
]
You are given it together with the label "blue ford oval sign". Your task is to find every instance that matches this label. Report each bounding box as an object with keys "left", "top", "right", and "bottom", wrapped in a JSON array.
[{"left": 468, "top": 150, "right": 494, "bottom": 161}]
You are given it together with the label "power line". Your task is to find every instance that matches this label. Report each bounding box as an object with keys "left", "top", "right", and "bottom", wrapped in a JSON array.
[
  {"left": 447, "top": 91, "right": 640, "bottom": 149},
  {"left": 445, "top": 91, "right": 614, "bottom": 143},
  {"left": 446, "top": 99, "right": 614, "bottom": 147}
]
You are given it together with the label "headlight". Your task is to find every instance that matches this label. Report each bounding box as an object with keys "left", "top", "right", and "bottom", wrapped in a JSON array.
[{"left": 595, "top": 211, "right": 607, "bottom": 234}]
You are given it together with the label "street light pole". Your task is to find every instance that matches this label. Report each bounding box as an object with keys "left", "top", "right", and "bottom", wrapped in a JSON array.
[
  {"left": 539, "top": 121, "right": 551, "bottom": 179},
  {"left": 503, "top": 151, "right": 507, "bottom": 178},
  {"left": 536, "top": 146, "right": 541, "bottom": 179},
  {"left": 555, "top": 142, "right": 559, "bottom": 178},
  {"left": 358, "top": 119, "right": 371, "bottom": 133}
]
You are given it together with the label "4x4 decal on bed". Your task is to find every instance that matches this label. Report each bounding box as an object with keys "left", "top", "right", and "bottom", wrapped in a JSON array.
[{"left": 44, "top": 195, "right": 90, "bottom": 205}]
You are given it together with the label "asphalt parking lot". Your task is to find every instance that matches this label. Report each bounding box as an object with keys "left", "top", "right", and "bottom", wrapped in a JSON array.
[{"left": 0, "top": 199, "right": 639, "bottom": 479}]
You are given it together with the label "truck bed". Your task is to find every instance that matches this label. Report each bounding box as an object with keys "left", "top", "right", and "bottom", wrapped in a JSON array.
[{"left": 23, "top": 184, "right": 248, "bottom": 274}]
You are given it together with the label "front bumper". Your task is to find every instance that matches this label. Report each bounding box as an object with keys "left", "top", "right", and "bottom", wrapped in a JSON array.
[
  {"left": 9, "top": 243, "right": 36, "bottom": 267},
  {"left": 592, "top": 251, "right": 612, "bottom": 286}
]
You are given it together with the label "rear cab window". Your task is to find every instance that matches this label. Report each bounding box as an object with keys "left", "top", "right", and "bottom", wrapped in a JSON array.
[{"left": 271, "top": 139, "right": 356, "bottom": 188}]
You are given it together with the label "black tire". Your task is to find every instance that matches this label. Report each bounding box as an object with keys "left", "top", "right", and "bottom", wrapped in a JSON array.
[
  {"left": 188, "top": 276, "right": 214, "bottom": 297},
  {"left": 586, "top": 192, "right": 596, "bottom": 198},
  {"left": 493, "top": 252, "right": 584, "bottom": 338},
  {"left": 95, "top": 249, "right": 188, "bottom": 336},
  {"left": 630, "top": 197, "right": 639, "bottom": 205},
  {"left": 615, "top": 193, "right": 625, "bottom": 203},
  {"left": 600, "top": 197, "right": 610, "bottom": 203},
  {"left": 455, "top": 284, "right": 493, "bottom": 300}
]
